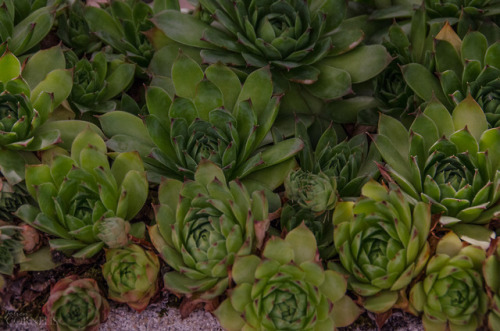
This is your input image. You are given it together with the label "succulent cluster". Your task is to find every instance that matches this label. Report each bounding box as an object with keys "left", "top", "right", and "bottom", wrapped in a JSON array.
[{"left": 1, "top": 1, "right": 500, "bottom": 331}]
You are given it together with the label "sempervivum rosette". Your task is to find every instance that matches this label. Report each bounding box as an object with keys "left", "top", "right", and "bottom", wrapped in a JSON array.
[
  {"left": 149, "top": 160, "right": 270, "bottom": 299},
  {"left": 100, "top": 55, "right": 303, "bottom": 189},
  {"left": 409, "top": 232, "right": 487, "bottom": 331},
  {"left": 102, "top": 244, "right": 160, "bottom": 312},
  {"left": 17, "top": 129, "right": 148, "bottom": 258},
  {"left": 401, "top": 23, "right": 500, "bottom": 127},
  {"left": 332, "top": 181, "right": 431, "bottom": 313},
  {"left": 374, "top": 96, "right": 500, "bottom": 241},
  {"left": 214, "top": 224, "right": 362, "bottom": 330},
  {"left": 0, "top": 46, "right": 73, "bottom": 185},
  {"left": 43, "top": 275, "right": 109, "bottom": 331}
]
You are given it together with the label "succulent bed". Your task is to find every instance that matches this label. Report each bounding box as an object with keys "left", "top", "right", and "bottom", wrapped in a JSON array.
[{"left": 1, "top": 0, "right": 500, "bottom": 330}]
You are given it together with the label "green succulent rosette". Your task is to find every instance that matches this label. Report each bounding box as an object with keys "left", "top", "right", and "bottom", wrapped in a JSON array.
[
  {"left": 374, "top": 96, "right": 500, "bottom": 237},
  {"left": 149, "top": 160, "right": 270, "bottom": 299},
  {"left": 43, "top": 275, "right": 110, "bottom": 331},
  {"left": 57, "top": 0, "right": 102, "bottom": 56},
  {"left": 294, "top": 119, "right": 379, "bottom": 198},
  {"left": 284, "top": 170, "right": 337, "bottom": 213},
  {"left": 214, "top": 224, "right": 363, "bottom": 330},
  {"left": 84, "top": 0, "right": 172, "bottom": 69},
  {"left": 102, "top": 244, "right": 160, "bottom": 312},
  {"left": 0, "top": 46, "right": 73, "bottom": 185},
  {"left": 100, "top": 54, "right": 303, "bottom": 189},
  {"left": 331, "top": 181, "right": 431, "bottom": 313},
  {"left": 0, "top": 222, "right": 24, "bottom": 275},
  {"left": 0, "top": 177, "right": 33, "bottom": 222},
  {"left": 409, "top": 232, "right": 487, "bottom": 331},
  {"left": 401, "top": 23, "right": 500, "bottom": 127},
  {"left": 152, "top": 0, "right": 391, "bottom": 120},
  {"left": 65, "top": 50, "right": 135, "bottom": 115},
  {"left": 16, "top": 129, "right": 148, "bottom": 258}
]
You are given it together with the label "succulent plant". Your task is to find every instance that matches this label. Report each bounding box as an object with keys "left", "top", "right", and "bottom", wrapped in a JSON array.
[
  {"left": 102, "top": 244, "right": 160, "bottom": 312},
  {"left": 401, "top": 22, "right": 500, "bottom": 127},
  {"left": 152, "top": 0, "right": 391, "bottom": 118},
  {"left": 294, "top": 119, "right": 379, "bottom": 198},
  {"left": 331, "top": 180, "right": 431, "bottom": 313},
  {"left": 374, "top": 96, "right": 500, "bottom": 234},
  {"left": 484, "top": 242, "right": 500, "bottom": 330},
  {"left": 149, "top": 160, "right": 271, "bottom": 299},
  {"left": 84, "top": 0, "right": 173, "bottom": 69},
  {"left": 16, "top": 129, "right": 148, "bottom": 258},
  {"left": 57, "top": 0, "right": 102, "bottom": 56},
  {"left": 214, "top": 224, "right": 363, "bottom": 330},
  {"left": 0, "top": 177, "right": 33, "bottom": 222},
  {"left": 65, "top": 50, "right": 135, "bottom": 115},
  {"left": 373, "top": 7, "right": 443, "bottom": 119},
  {"left": 424, "top": 0, "right": 500, "bottom": 35},
  {"left": 0, "top": 46, "right": 73, "bottom": 185},
  {"left": 43, "top": 275, "right": 110, "bottom": 331},
  {"left": 0, "top": 0, "right": 62, "bottom": 56},
  {"left": 409, "top": 232, "right": 487, "bottom": 331},
  {"left": 284, "top": 170, "right": 337, "bottom": 213},
  {"left": 279, "top": 119, "right": 379, "bottom": 260},
  {"left": 0, "top": 221, "right": 24, "bottom": 275},
  {"left": 100, "top": 55, "right": 303, "bottom": 189}
]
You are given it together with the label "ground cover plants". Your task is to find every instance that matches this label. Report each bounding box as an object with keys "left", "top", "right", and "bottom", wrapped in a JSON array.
[{"left": 1, "top": 0, "right": 500, "bottom": 330}]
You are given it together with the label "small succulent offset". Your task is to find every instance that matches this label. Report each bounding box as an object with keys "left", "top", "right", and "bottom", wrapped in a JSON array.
[
  {"left": 153, "top": 0, "right": 391, "bottom": 114},
  {"left": 149, "top": 160, "right": 270, "bottom": 299},
  {"left": 402, "top": 22, "right": 500, "bottom": 127},
  {"left": 43, "top": 275, "right": 110, "bottom": 331},
  {"left": 17, "top": 129, "right": 148, "bottom": 258},
  {"left": 374, "top": 97, "right": 500, "bottom": 231},
  {"left": 484, "top": 242, "right": 500, "bottom": 330},
  {"left": 0, "top": 222, "right": 24, "bottom": 275},
  {"left": 102, "top": 244, "right": 160, "bottom": 312},
  {"left": 100, "top": 55, "right": 303, "bottom": 189},
  {"left": 409, "top": 232, "right": 487, "bottom": 331},
  {"left": 284, "top": 170, "right": 337, "bottom": 213},
  {"left": 214, "top": 224, "right": 363, "bottom": 330},
  {"left": 65, "top": 50, "right": 135, "bottom": 115},
  {"left": 331, "top": 181, "right": 431, "bottom": 313}
]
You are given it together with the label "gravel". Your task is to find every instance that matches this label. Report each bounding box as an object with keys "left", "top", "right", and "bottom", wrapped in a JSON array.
[
  {"left": 3, "top": 301, "right": 426, "bottom": 331},
  {"left": 3, "top": 302, "right": 223, "bottom": 331}
]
